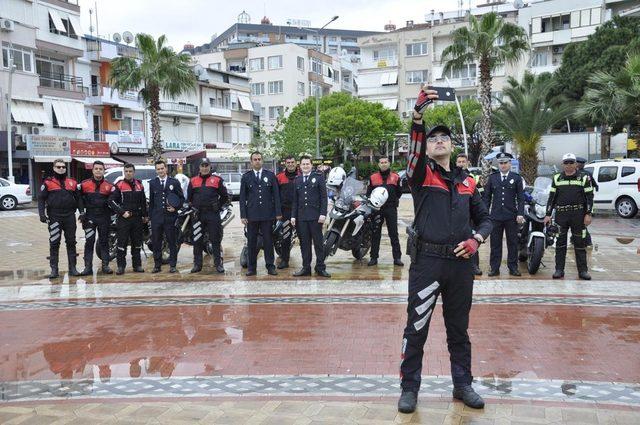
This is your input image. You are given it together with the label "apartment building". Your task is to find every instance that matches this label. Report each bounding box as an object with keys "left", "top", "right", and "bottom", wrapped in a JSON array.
[{"left": 193, "top": 43, "right": 341, "bottom": 133}]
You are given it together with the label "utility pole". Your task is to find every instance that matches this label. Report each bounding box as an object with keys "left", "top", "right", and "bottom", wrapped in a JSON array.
[{"left": 5, "top": 45, "right": 15, "bottom": 183}]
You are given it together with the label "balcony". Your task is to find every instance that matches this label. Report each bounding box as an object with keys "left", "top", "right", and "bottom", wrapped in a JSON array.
[
  {"left": 158, "top": 102, "right": 198, "bottom": 116},
  {"left": 438, "top": 77, "right": 477, "bottom": 88},
  {"left": 360, "top": 58, "right": 399, "bottom": 69},
  {"left": 37, "top": 72, "right": 85, "bottom": 100},
  {"left": 201, "top": 106, "right": 232, "bottom": 120},
  {"left": 87, "top": 85, "right": 142, "bottom": 109}
]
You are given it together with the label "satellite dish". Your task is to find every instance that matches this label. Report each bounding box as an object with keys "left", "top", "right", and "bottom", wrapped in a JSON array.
[
  {"left": 112, "top": 33, "right": 122, "bottom": 43},
  {"left": 123, "top": 31, "right": 134, "bottom": 44},
  {"left": 513, "top": 0, "right": 524, "bottom": 9}
]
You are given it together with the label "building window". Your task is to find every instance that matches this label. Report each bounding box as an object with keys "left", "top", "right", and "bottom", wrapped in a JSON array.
[
  {"left": 268, "top": 55, "right": 283, "bottom": 69},
  {"left": 251, "top": 82, "right": 265, "bottom": 95},
  {"left": 333, "top": 69, "right": 339, "bottom": 82},
  {"left": 209, "top": 62, "right": 221, "bottom": 70},
  {"left": 48, "top": 14, "right": 78, "bottom": 39},
  {"left": 268, "top": 80, "right": 284, "bottom": 94},
  {"left": 531, "top": 50, "right": 549, "bottom": 67},
  {"left": 121, "top": 117, "right": 143, "bottom": 133},
  {"left": 2, "top": 44, "right": 34, "bottom": 73},
  {"left": 297, "top": 56, "right": 305, "bottom": 70},
  {"left": 406, "top": 42, "right": 428, "bottom": 56},
  {"left": 35, "top": 55, "right": 65, "bottom": 88},
  {"left": 406, "top": 98, "right": 417, "bottom": 111},
  {"left": 249, "top": 58, "right": 264, "bottom": 71},
  {"left": 269, "top": 106, "right": 284, "bottom": 120},
  {"left": 373, "top": 48, "right": 397, "bottom": 62},
  {"left": 297, "top": 81, "right": 305, "bottom": 96},
  {"left": 406, "top": 70, "right": 428, "bottom": 84},
  {"left": 445, "top": 63, "right": 476, "bottom": 79},
  {"left": 311, "top": 58, "right": 322, "bottom": 74}
]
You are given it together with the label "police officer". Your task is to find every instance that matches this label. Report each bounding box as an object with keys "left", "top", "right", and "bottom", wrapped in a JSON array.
[
  {"left": 239, "top": 151, "right": 282, "bottom": 276},
  {"left": 275, "top": 155, "right": 300, "bottom": 269},
  {"left": 398, "top": 88, "right": 492, "bottom": 414},
  {"left": 483, "top": 153, "right": 525, "bottom": 277},
  {"left": 38, "top": 159, "right": 82, "bottom": 279},
  {"left": 149, "top": 159, "right": 184, "bottom": 274},
  {"left": 544, "top": 153, "right": 594, "bottom": 280},
  {"left": 291, "top": 155, "right": 330, "bottom": 278},
  {"left": 78, "top": 160, "right": 114, "bottom": 276},
  {"left": 576, "top": 157, "right": 597, "bottom": 246},
  {"left": 367, "top": 156, "right": 403, "bottom": 267},
  {"left": 108, "top": 163, "right": 148, "bottom": 275},
  {"left": 188, "top": 158, "right": 228, "bottom": 274},
  {"left": 456, "top": 153, "right": 484, "bottom": 276}
]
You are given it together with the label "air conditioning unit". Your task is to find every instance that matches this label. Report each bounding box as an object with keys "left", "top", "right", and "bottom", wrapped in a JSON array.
[
  {"left": 401, "top": 112, "right": 409, "bottom": 118},
  {"left": 111, "top": 107, "right": 123, "bottom": 120},
  {"left": 0, "top": 19, "right": 15, "bottom": 32},
  {"left": 173, "top": 116, "right": 181, "bottom": 126},
  {"left": 552, "top": 46, "right": 564, "bottom": 54},
  {"left": 29, "top": 126, "right": 40, "bottom": 135}
]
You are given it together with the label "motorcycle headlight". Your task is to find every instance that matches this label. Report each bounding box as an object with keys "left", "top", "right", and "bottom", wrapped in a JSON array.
[{"left": 535, "top": 204, "right": 546, "bottom": 217}]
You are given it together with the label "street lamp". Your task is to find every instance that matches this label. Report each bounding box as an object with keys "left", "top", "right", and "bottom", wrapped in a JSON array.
[
  {"left": 5, "top": 43, "right": 16, "bottom": 183},
  {"left": 311, "top": 15, "right": 339, "bottom": 160}
]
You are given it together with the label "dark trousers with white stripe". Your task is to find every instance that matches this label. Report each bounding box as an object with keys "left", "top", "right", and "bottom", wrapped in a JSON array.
[
  {"left": 83, "top": 214, "right": 110, "bottom": 268},
  {"left": 48, "top": 214, "right": 77, "bottom": 269},
  {"left": 401, "top": 254, "right": 474, "bottom": 392},
  {"left": 279, "top": 209, "right": 293, "bottom": 263},
  {"left": 193, "top": 211, "right": 222, "bottom": 267}
]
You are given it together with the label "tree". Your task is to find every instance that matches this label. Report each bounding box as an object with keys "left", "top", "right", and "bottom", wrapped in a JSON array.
[
  {"left": 577, "top": 54, "right": 640, "bottom": 158},
  {"left": 442, "top": 12, "right": 528, "bottom": 176},
  {"left": 271, "top": 92, "right": 402, "bottom": 161},
  {"left": 110, "top": 34, "right": 196, "bottom": 160},
  {"left": 494, "top": 72, "right": 573, "bottom": 183},
  {"left": 552, "top": 16, "right": 640, "bottom": 103}
]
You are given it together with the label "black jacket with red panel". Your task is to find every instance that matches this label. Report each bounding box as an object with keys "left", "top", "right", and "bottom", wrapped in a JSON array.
[
  {"left": 108, "top": 178, "right": 147, "bottom": 217},
  {"left": 276, "top": 169, "right": 300, "bottom": 211},
  {"left": 79, "top": 178, "right": 113, "bottom": 217},
  {"left": 188, "top": 174, "right": 229, "bottom": 212},
  {"left": 38, "top": 175, "right": 81, "bottom": 219},
  {"left": 406, "top": 121, "right": 492, "bottom": 246},
  {"left": 367, "top": 170, "right": 402, "bottom": 210}
]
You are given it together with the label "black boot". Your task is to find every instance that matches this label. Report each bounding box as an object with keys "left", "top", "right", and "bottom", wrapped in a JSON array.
[
  {"left": 48, "top": 266, "right": 59, "bottom": 279},
  {"left": 48, "top": 249, "right": 59, "bottom": 279},
  {"left": 80, "top": 259, "right": 93, "bottom": 276},
  {"left": 190, "top": 264, "right": 202, "bottom": 273},
  {"left": 101, "top": 260, "right": 113, "bottom": 274},
  {"left": 277, "top": 260, "right": 289, "bottom": 269},
  {"left": 68, "top": 251, "right": 81, "bottom": 277},
  {"left": 453, "top": 385, "right": 485, "bottom": 409},
  {"left": 553, "top": 270, "right": 564, "bottom": 279},
  {"left": 367, "top": 258, "right": 378, "bottom": 266},
  {"left": 216, "top": 264, "right": 225, "bottom": 273},
  {"left": 394, "top": 259, "right": 404, "bottom": 267},
  {"left": 473, "top": 264, "right": 483, "bottom": 276},
  {"left": 116, "top": 266, "right": 125, "bottom": 275},
  {"left": 397, "top": 390, "right": 418, "bottom": 414},
  {"left": 579, "top": 271, "right": 591, "bottom": 280}
]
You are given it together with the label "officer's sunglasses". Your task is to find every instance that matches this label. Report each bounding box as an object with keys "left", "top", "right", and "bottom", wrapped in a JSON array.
[
  {"left": 426, "top": 135, "right": 451, "bottom": 143},
  {"left": 54, "top": 165, "right": 66, "bottom": 169},
  {"left": 563, "top": 160, "right": 576, "bottom": 165}
]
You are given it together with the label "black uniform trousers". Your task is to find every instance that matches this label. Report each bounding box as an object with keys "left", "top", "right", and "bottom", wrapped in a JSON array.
[
  {"left": 193, "top": 210, "right": 222, "bottom": 267},
  {"left": 370, "top": 207, "right": 402, "bottom": 260},
  {"left": 296, "top": 219, "right": 325, "bottom": 272},
  {"left": 83, "top": 214, "right": 110, "bottom": 267},
  {"left": 401, "top": 254, "right": 474, "bottom": 392},
  {"left": 116, "top": 216, "right": 144, "bottom": 269},
  {"left": 247, "top": 220, "right": 275, "bottom": 272},
  {"left": 489, "top": 218, "right": 519, "bottom": 271},
  {"left": 555, "top": 211, "right": 588, "bottom": 273},
  {"left": 279, "top": 208, "right": 293, "bottom": 262},
  {"left": 48, "top": 214, "right": 77, "bottom": 268},
  {"left": 152, "top": 214, "right": 179, "bottom": 267}
]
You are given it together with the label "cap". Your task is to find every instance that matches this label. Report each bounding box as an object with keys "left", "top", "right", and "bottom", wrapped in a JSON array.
[
  {"left": 562, "top": 153, "right": 577, "bottom": 162},
  {"left": 199, "top": 158, "right": 211, "bottom": 166},
  {"left": 496, "top": 152, "right": 514, "bottom": 162},
  {"left": 426, "top": 125, "right": 452, "bottom": 138},
  {"left": 166, "top": 192, "right": 183, "bottom": 209},
  {"left": 576, "top": 156, "right": 587, "bottom": 164}
]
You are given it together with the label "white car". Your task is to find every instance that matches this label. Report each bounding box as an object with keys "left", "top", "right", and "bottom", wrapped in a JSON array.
[
  {"left": 216, "top": 172, "right": 242, "bottom": 200},
  {"left": 0, "top": 178, "right": 32, "bottom": 210},
  {"left": 583, "top": 159, "right": 640, "bottom": 218},
  {"left": 104, "top": 165, "right": 157, "bottom": 199}
]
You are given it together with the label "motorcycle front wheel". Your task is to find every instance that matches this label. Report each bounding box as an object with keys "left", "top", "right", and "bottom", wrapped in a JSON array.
[
  {"left": 323, "top": 232, "right": 339, "bottom": 258},
  {"left": 527, "top": 237, "right": 545, "bottom": 275},
  {"left": 240, "top": 246, "right": 248, "bottom": 268},
  {"left": 96, "top": 233, "right": 117, "bottom": 261}
]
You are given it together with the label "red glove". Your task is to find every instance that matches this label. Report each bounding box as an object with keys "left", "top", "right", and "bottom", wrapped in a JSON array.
[
  {"left": 460, "top": 238, "right": 479, "bottom": 256},
  {"left": 414, "top": 89, "right": 433, "bottom": 115}
]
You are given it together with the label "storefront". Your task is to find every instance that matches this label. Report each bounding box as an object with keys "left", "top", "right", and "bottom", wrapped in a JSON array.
[
  {"left": 106, "top": 131, "right": 151, "bottom": 166},
  {"left": 161, "top": 141, "right": 205, "bottom": 176},
  {"left": 70, "top": 141, "right": 122, "bottom": 180},
  {"left": 25, "top": 135, "right": 72, "bottom": 196}
]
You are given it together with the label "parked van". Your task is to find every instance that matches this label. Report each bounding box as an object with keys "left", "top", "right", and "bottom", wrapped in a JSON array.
[
  {"left": 104, "top": 165, "right": 157, "bottom": 199},
  {"left": 583, "top": 159, "right": 640, "bottom": 218},
  {"left": 216, "top": 172, "right": 243, "bottom": 200}
]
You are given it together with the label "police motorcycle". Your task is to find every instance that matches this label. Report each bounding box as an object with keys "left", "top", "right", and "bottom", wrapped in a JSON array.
[
  {"left": 322, "top": 166, "right": 389, "bottom": 260},
  {"left": 239, "top": 219, "right": 296, "bottom": 268},
  {"left": 517, "top": 176, "right": 557, "bottom": 274}
]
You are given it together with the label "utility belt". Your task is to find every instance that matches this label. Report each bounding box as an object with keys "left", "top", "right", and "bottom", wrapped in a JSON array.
[
  {"left": 556, "top": 204, "right": 583, "bottom": 213},
  {"left": 196, "top": 200, "right": 220, "bottom": 213},
  {"left": 406, "top": 225, "right": 458, "bottom": 262}
]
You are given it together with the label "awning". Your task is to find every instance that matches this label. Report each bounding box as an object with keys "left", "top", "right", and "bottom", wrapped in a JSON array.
[
  {"left": 51, "top": 100, "right": 88, "bottom": 129},
  {"left": 11, "top": 100, "right": 49, "bottom": 125},
  {"left": 68, "top": 15, "right": 83, "bottom": 36},
  {"left": 237, "top": 94, "right": 254, "bottom": 112},
  {"left": 34, "top": 155, "right": 71, "bottom": 163},
  {"left": 380, "top": 71, "right": 398, "bottom": 86},
  {"left": 112, "top": 154, "right": 152, "bottom": 165},
  {"left": 382, "top": 98, "right": 398, "bottom": 110},
  {"left": 163, "top": 150, "right": 206, "bottom": 164},
  {"left": 48, "top": 10, "right": 66, "bottom": 33},
  {"left": 73, "top": 157, "right": 123, "bottom": 170}
]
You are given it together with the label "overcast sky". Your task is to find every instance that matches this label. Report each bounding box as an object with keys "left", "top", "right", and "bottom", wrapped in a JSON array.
[{"left": 78, "top": 0, "right": 482, "bottom": 50}]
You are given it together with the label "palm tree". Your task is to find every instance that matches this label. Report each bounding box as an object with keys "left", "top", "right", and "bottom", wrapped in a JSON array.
[
  {"left": 494, "top": 72, "right": 573, "bottom": 183},
  {"left": 442, "top": 12, "right": 528, "bottom": 175},
  {"left": 110, "top": 34, "right": 196, "bottom": 160}
]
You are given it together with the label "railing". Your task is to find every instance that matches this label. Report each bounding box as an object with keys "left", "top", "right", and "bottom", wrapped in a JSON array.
[
  {"left": 38, "top": 72, "right": 84, "bottom": 91},
  {"left": 228, "top": 65, "right": 247, "bottom": 73},
  {"left": 116, "top": 45, "right": 138, "bottom": 58},
  {"left": 159, "top": 102, "right": 198, "bottom": 114}
]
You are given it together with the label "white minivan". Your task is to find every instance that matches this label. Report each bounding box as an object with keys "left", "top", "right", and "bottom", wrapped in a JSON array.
[
  {"left": 104, "top": 165, "right": 157, "bottom": 199},
  {"left": 583, "top": 159, "right": 640, "bottom": 218}
]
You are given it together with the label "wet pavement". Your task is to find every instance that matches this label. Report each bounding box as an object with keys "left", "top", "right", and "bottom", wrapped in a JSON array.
[{"left": 0, "top": 200, "right": 639, "bottom": 423}]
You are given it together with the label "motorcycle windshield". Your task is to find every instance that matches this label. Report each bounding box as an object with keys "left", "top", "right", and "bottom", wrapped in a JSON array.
[
  {"left": 334, "top": 177, "right": 366, "bottom": 210},
  {"left": 532, "top": 177, "right": 552, "bottom": 206}
]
